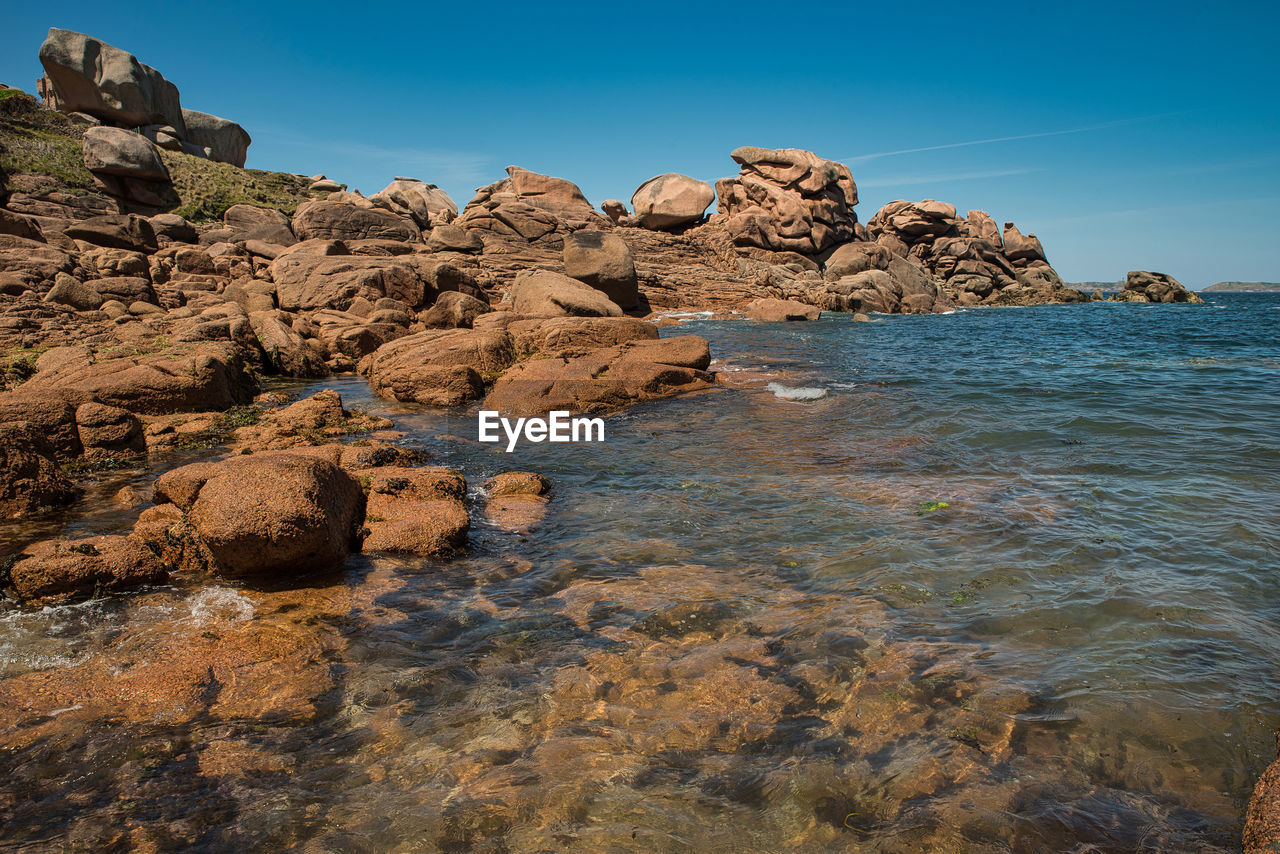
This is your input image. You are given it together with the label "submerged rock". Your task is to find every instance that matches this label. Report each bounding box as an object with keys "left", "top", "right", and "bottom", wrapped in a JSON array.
[
  {"left": 483, "top": 471, "right": 552, "bottom": 532},
  {"left": 7, "top": 534, "right": 167, "bottom": 603},
  {"left": 361, "top": 466, "right": 469, "bottom": 556}
]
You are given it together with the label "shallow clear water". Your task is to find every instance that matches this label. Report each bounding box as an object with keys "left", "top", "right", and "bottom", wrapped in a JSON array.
[{"left": 1, "top": 294, "right": 1277, "bottom": 852}]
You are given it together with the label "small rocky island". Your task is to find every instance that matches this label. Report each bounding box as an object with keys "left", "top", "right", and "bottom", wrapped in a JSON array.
[{"left": 1, "top": 24, "right": 1249, "bottom": 854}]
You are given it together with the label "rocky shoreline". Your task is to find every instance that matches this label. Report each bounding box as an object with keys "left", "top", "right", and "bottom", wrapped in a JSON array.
[{"left": 0, "top": 25, "right": 1240, "bottom": 851}]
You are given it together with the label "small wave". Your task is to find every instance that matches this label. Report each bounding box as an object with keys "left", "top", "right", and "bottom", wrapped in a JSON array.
[
  {"left": 187, "top": 587, "right": 254, "bottom": 625},
  {"left": 765, "top": 382, "right": 829, "bottom": 401}
]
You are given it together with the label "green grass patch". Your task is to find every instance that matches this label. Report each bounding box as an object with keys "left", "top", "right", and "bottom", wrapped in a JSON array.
[{"left": 161, "top": 150, "right": 319, "bottom": 222}]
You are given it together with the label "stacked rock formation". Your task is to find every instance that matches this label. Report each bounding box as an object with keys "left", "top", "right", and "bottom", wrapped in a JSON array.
[
  {"left": 865, "top": 200, "right": 1086, "bottom": 306},
  {"left": 1110, "top": 270, "right": 1204, "bottom": 303},
  {"left": 37, "top": 28, "right": 252, "bottom": 167},
  {"left": 715, "top": 146, "right": 859, "bottom": 254}
]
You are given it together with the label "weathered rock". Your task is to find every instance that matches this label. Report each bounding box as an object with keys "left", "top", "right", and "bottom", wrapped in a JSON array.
[
  {"left": 716, "top": 147, "right": 858, "bottom": 254},
  {"left": 425, "top": 223, "right": 483, "bottom": 253},
  {"left": 483, "top": 471, "right": 551, "bottom": 532},
  {"left": 21, "top": 345, "right": 254, "bottom": 415},
  {"left": 38, "top": 28, "right": 185, "bottom": 132},
  {"left": 507, "top": 316, "right": 658, "bottom": 357},
  {"left": 90, "top": 276, "right": 158, "bottom": 306},
  {"left": 630, "top": 173, "right": 715, "bottom": 230},
  {"left": 270, "top": 254, "right": 432, "bottom": 312},
  {"left": 562, "top": 231, "right": 639, "bottom": 308},
  {"left": 7, "top": 534, "right": 167, "bottom": 603},
  {"left": 360, "top": 329, "right": 515, "bottom": 406},
  {"left": 600, "top": 199, "right": 629, "bottom": 223},
  {"left": 292, "top": 201, "right": 420, "bottom": 243},
  {"left": 0, "top": 392, "right": 82, "bottom": 457},
  {"left": 63, "top": 214, "right": 158, "bottom": 253},
  {"left": 1113, "top": 270, "right": 1204, "bottom": 304},
  {"left": 153, "top": 452, "right": 365, "bottom": 578},
  {"left": 418, "top": 291, "right": 492, "bottom": 329},
  {"left": 181, "top": 109, "right": 251, "bottom": 167},
  {"left": 1246, "top": 740, "right": 1280, "bottom": 854},
  {"left": 485, "top": 334, "right": 713, "bottom": 416},
  {"left": 0, "top": 422, "right": 78, "bottom": 519},
  {"left": 82, "top": 127, "right": 169, "bottom": 181},
  {"left": 459, "top": 166, "right": 604, "bottom": 236},
  {"left": 818, "top": 241, "right": 950, "bottom": 314},
  {"left": 0, "top": 209, "right": 45, "bottom": 242},
  {"left": 224, "top": 204, "right": 294, "bottom": 245},
  {"left": 508, "top": 270, "right": 625, "bottom": 318},
  {"left": 74, "top": 402, "right": 144, "bottom": 459},
  {"left": 370, "top": 178, "right": 457, "bottom": 229},
  {"left": 361, "top": 467, "right": 469, "bottom": 557},
  {"left": 44, "top": 272, "right": 104, "bottom": 310},
  {"left": 743, "top": 297, "right": 821, "bottom": 321},
  {"left": 1000, "top": 222, "right": 1046, "bottom": 266}
]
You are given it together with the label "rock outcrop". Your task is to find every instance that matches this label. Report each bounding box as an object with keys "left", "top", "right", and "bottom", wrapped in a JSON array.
[
  {"left": 715, "top": 147, "right": 858, "bottom": 254},
  {"left": 458, "top": 166, "right": 604, "bottom": 238},
  {"left": 865, "top": 200, "right": 1085, "bottom": 307},
  {"left": 36, "top": 28, "right": 251, "bottom": 167},
  {"left": 1110, "top": 270, "right": 1204, "bottom": 303}
]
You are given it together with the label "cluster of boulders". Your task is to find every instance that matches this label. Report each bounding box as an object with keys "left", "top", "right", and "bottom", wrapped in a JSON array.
[
  {"left": 862, "top": 200, "right": 1086, "bottom": 307},
  {"left": 37, "top": 28, "right": 251, "bottom": 166},
  {"left": 2, "top": 384, "right": 557, "bottom": 603},
  {"left": 1109, "top": 270, "right": 1203, "bottom": 303},
  {"left": 31, "top": 28, "right": 252, "bottom": 210}
]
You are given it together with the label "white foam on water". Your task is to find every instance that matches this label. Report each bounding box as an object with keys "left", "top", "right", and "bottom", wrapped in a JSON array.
[
  {"left": 765, "top": 382, "right": 829, "bottom": 401},
  {"left": 186, "top": 587, "right": 255, "bottom": 626}
]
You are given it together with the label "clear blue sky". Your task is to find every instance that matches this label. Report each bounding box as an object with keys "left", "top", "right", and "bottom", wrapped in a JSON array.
[{"left": 2, "top": 1, "right": 1277, "bottom": 286}]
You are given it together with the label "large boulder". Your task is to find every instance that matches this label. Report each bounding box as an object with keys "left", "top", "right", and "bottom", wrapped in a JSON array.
[
  {"left": 153, "top": 453, "right": 365, "bottom": 578},
  {"left": 19, "top": 344, "right": 254, "bottom": 415},
  {"left": 562, "top": 231, "right": 639, "bottom": 308},
  {"left": 224, "top": 204, "right": 295, "bottom": 245},
  {"left": 484, "top": 334, "right": 713, "bottom": 416},
  {"left": 370, "top": 178, "right": 457, "bottom": 229},
  {"left": 0, "top": 422, "right": 78, "bottom": 519},
  {"left": 82, "top": 127, "right": 169, "bottom": 181},
  {"left": 64, "top": 213, "right": 159, "bottom": 253},
  {"left": 292, "top": 201, "right": 421, "bottom": 243},
  {"left": 181, "top": 109, "right": 251, "bottom": 167},
  {"left": 630, "top": 173, "right": 715, "bottom": 230},
  {"left": 716, "top": 147, "right": 858, "bottom": 254},
  {"left": 508, "top": 270, "right": 625, "bottom": 318},
  {"left": 269, "top": 254, "right": 434, "bottom": 312},
  {"left": 361, "top": 467, "right": 470, "bottom": 557},
  {"left": 38, "top": 28, "right": 185, "bottom": 133},
  {"left": 7, "top": 534, "right": 167, "bottom": 603},
  {"left": 359, "top": 328, "right": 516, "bottom": 406}
]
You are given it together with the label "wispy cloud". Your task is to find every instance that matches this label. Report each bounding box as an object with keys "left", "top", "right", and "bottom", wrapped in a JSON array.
[
  {"left": 843, "top": 113, "right": 1178, "bottom": 164},
  {"left": 253, "top": 125, "right": 492, "bottom": 186},
  {"left": 1034, "top": 195, "right": 1280, "bottom": 226},
  {"left": 857, "top": 167, "right": 1041, "bottom": 188}
]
